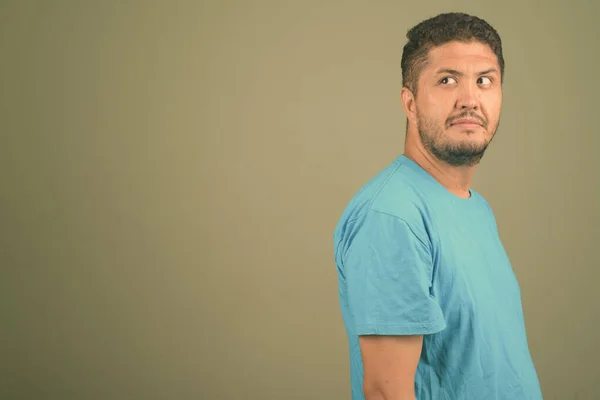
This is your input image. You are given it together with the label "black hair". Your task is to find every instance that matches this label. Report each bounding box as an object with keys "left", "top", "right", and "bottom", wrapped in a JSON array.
[{"left": 401, "top": 12, "right": 504, "bottom": 93}]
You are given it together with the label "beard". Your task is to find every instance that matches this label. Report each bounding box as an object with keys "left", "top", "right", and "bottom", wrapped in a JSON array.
[{"left": 416, "top": 109, "right": 498, "bottom": 167}]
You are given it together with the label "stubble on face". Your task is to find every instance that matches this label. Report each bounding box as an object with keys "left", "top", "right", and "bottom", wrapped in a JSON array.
[{"left": 417, "top": 108, "right": 498, "bottom": 167}]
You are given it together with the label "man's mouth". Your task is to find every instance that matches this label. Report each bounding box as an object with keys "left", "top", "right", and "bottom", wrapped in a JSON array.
[{"left": 451, "top": 118, "right": 482, "bottom": 126}]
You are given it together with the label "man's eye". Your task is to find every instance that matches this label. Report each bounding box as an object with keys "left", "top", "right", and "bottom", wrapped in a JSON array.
[
  {"left": 478, "top": 76, "right": 492, "bottom": 85},
  {"left": 441, "top": 77, "right": 457, "bottom": 84}
]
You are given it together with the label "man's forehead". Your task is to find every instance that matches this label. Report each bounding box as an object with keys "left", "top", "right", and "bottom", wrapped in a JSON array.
[
  {"left": 427, "top": 41, "right": 497, "bottom": 63},
  {"left": 424, "top": 42, "right": 500, "bottom": 74}
]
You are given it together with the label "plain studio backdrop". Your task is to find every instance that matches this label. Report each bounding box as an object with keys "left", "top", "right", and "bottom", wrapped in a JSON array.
[{"left": 1, "top": 1, "right": 598, "bottom": 399}]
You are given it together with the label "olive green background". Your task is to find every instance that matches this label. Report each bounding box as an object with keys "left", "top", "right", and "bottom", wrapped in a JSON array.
[{"left": 2, "top": 1, "right": 598, "bottom": 399}]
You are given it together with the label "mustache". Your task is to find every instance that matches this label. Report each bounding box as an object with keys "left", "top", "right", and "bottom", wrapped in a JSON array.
[{"left": 446, "top": 112, "right": 487, "bottom": 128}]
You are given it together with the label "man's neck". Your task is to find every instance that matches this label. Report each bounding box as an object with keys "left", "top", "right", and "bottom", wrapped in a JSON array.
[{"left": 403, "top": 145, "right": 476, "bottom": 199}]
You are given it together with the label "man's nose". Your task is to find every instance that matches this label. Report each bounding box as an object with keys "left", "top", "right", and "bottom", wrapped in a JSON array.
[{"left": 456, "top": 83, "right": 479, "bottom": 109}]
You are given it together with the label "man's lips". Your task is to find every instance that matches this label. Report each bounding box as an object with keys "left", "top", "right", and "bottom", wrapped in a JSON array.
[{"left": 450, "top": 118, "right": 483, "bottom": 126}]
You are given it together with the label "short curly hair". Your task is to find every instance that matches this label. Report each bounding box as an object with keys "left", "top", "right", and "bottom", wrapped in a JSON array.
[{"left": 401, "top": 12, "right": 504, "bottom": 94}]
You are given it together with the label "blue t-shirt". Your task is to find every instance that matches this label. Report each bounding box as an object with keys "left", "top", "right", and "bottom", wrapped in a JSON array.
[{"left": 333, "top": 155, "right": 543, "bottom": 399}]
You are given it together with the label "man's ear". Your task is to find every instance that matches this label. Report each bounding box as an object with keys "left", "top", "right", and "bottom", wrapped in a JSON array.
[{"left": 400, "top": 86, "right": 417, "bottom": 126}]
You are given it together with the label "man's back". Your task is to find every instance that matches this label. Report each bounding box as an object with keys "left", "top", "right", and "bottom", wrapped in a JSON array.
[{"left": 333, "top": 155, "right": 542, "bottom": 399}]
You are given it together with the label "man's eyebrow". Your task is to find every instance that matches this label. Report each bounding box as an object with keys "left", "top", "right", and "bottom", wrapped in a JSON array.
[
  {"left": 477, "top": 68, "right": 500, "bottom": 76},
  {"left": 436, "top": 68, "right": 463, "bottom": 76},
  {"left": 435, "top": 68, "right": 500, "bottom": 76}
]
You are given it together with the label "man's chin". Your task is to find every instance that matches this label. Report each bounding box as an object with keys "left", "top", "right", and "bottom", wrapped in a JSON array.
[
  {"left": 449, "top": 133, "right": 490, "bottom": 148},
  {"left": 430, "top": 143, "right": 489, "bottom": 167},
  {"left": 447, "top": 126, "right": 488, "bottom": 138}
]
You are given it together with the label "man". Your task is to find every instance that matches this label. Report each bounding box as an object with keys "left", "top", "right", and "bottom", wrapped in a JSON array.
[{"left": 333, "top": 12, "right": 543, "bottom": 400}]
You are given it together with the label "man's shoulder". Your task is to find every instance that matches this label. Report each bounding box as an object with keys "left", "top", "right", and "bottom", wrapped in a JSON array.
[
  {"left": 369, "top": 167, "right": 428, "bottom": 220},
  {"left": 334, "top": 158, "right": 432, "bottom": 233}
]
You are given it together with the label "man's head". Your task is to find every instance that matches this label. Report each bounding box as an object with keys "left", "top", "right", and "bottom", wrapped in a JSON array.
[{"left": 400, "top": 13, "right": 504, "bottom": 167}]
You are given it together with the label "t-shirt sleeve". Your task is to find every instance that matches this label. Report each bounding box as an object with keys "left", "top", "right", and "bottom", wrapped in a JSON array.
[{"left": 344, "top": 210, "right": 446, "bottom": 336}]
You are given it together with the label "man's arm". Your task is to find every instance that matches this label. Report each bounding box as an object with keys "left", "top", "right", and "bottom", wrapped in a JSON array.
[
  {"left": 343, "top": 212, "right": 444, "bottom": 398},
  {"left": 359, "top": 334, "right": 423, "bottom": 400}
]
